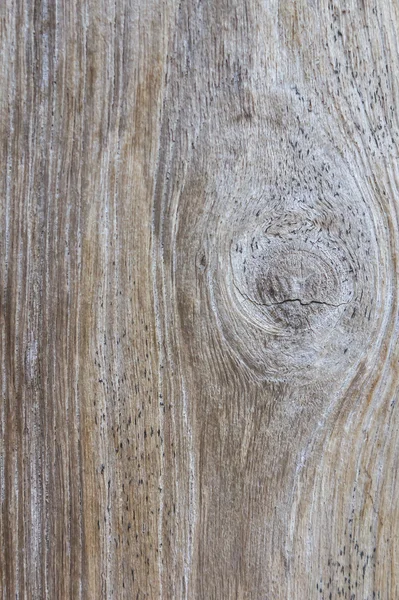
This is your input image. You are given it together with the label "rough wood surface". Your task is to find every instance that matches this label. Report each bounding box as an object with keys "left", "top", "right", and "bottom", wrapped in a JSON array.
[{"left": 1, "top": 0, "right": 399, "bottom": 598}]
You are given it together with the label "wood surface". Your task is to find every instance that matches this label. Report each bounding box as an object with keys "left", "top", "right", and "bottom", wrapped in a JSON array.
[{"left": 1, "top": 0, "right": 399, "bottom": 598}]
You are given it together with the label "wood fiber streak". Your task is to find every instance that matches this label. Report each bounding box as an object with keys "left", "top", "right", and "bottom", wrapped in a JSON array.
[{"left": 1, "top": 0, "right": 399, "bottom": 598}]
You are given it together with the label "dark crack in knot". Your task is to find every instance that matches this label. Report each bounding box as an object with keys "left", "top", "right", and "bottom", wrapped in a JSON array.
[
  {"left": 261, "top": 297, "right": 350, "bottom": 308},
  {"left": 233, "top": 283, "right": 350, "bottom": 309}
]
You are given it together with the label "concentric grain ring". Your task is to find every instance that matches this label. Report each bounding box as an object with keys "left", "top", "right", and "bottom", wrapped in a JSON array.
[{"left": 206, "top": 142, "right": 378, "bottom": 383}]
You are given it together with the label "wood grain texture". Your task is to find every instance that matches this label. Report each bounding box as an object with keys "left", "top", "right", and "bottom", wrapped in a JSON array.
[{"left": 1, "top": 0, "right": 399, "bottom": 598}]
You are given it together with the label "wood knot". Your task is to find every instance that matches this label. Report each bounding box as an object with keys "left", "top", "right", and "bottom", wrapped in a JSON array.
[
  {"left": 182, "top": 100, "right": 381, "bottom": 384},
  {"left": 209, "top": 195, "right": 377, "bottom": 383},
  {"left": 232, "top": 240, "right": 353, "bottom": 335}
]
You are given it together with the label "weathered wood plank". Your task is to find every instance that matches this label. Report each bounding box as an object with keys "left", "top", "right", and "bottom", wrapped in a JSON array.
[{"left": 1, "top": 0, "right": 399, "bottom": 598}]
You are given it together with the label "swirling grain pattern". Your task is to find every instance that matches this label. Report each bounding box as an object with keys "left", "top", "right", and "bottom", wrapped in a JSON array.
[{"left": 1, "top": 0, "right": 399, "bottom": 598}]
